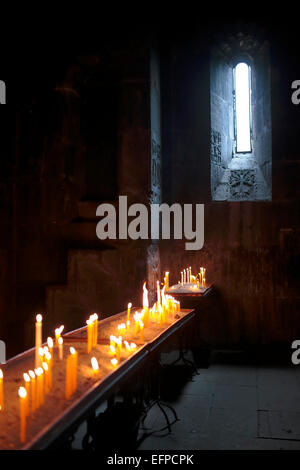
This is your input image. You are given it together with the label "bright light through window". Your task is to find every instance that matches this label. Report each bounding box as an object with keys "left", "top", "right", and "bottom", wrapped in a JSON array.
[{"left": 235, "top": 62, "right": 251, "bottom": 152}]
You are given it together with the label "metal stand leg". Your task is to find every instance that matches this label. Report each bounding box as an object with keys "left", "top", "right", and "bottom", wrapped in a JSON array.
[{"left": 170, "top": 348, "right": 199, "bottom": 374}]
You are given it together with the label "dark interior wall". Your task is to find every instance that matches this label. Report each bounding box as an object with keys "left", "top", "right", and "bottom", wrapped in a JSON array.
[
  {"left": 0, "top": 16, "right": 299, "bottom": 356},
  {"left": 160, "top": 21, "right": 300, "bottom": 347},
  {"left": 252, "top": 43, "right": 272, "bottom": 187},
  {"left": 0, "top": 36, "right": 157, "bottom": 357}
]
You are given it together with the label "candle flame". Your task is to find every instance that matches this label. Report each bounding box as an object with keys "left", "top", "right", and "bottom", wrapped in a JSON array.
[
  {"left": 29, "top": 370, "right": 35, "bottom": 379},
  {"left": 23, "top": 373, "right": 30, "bottom": 382},
  {"left": 91, "top": 357, "right": 99, "bottom": 371},
  {"left": 58, "top": 337, "right": 63, "bottom": 345},
  {"left": 39, "top": 347, "right": 44, "bottom": 357},
  {"left": 128, "top": 302, "right": 132, "bottom": 309},
  {"left": 70, "top": 347, "right": 76, "bottom": 355},
  {"left": 143, "top": 282, "right": 149, "bottom": 308},
  {"left": 55, "top": 325, "right": 64, "bottom": 336},
  {"left": 130, "top": 343, "right": 137, "bottom": 349},
  {"left": 47, "top": 337, "right": 54, "bottom": 349},
  {"left": 0, "top": 369, "right": 2, "bottom": 379},
  {"left": 161, "top": 286, "right": 167, "bottom": 306},
  {"left": 42, "top": 362, "right": 48, "bottom": 372},
  {"left": 18, "top": 387, "right": 27, "bottom": 399},
  {"left": 36, "top": 314, "right": 42, "bottom": 323},
  {"left": 110, "top": 345, "right": 116, "bottom": 353},
  {"left": 110, "top": 335, "right": 117, "bottom": 344},
  {"left": 111, "top": 358, "right": 118, "bottom": 367}
]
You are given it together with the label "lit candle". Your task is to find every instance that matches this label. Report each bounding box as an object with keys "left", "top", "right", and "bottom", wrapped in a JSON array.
[
  {"left": 91, "top": 357, "right": 99, "bottom": 375},
  {"left": 127, "top": 302, "right": 132, "bottom": 322},
  {"left": 200, "top": 267, "right": 204, "bottom": 286},
  {"left": 35, "top": 314, "right": 43, "bottom": 368},
  {"left": 37, "top": 367, "right": 44, "bottom": 407},
  {"left": 134, "top": 313, "right": 139, "bottom": 336},
  {"left": 18, "top": 387, "right": 27, "bottom": 444},
  {"left": 70, "top": 347, "right": 78, "bottom": 396},
  {"left": 42, "top": 362, "right": 49, "bottom": 395},
  {"left": 65, "top": 348, "right": 77, "bottom": 399},
  {"left": 38, "top": 347, "right": 44, "bottom": 366},
  {"left": 165, "top": 272, "right": 169, "bottom": 291},
  {"left": 86, "top": 318, "right": 93, "bottom": 353},
  {"left": 111, "top": 358, "right": 118, "bottom": 367},
  {"left": 58, "top": 337, "right": 63, "bottom": 360},
  {"left": 45, "top": 351, "right": 52, "bottom": 389},
  {"left": 55, "top": 325, "right": 64, "bottom": 346},
  {"left": 143, "top": 282, "right": 149, "bottom": 327},
  {"left": 28, "top": 370, "right": 36, "bottom": 412},
  {"left": 23, "top": 373, "right": 30, "bottom": 416},
  {"left": 139, "top": 320, "right": 144, "bottom": 343},
  {"left": 116, "top": 337, "right": 122, "bottom": 362},
  {"left": 158, "top": 304, "right": 163, "bottom": 327},
  {"left": 110, "top": 335, "right": 116, "bottom": 348},
  {"left": 0, "top": 369, "right": 4, "bottom": 412},
  {"left": 93, "top": 313, "right": 98, "bottom": 348},
  {"left": 181, "top": 271, "right": 183, "bottom": 285},
  {"left": 47, "top": 337, "right": 53, "bottom": 355},
  {"left": 157, "top": 280, "right": 161, "bottom": 307},
  {"left": 183, "top": 269, "right": 186, "bottom": 284},
  {"left": 65, "top": 355, "right": 71, "bottom": 400}
]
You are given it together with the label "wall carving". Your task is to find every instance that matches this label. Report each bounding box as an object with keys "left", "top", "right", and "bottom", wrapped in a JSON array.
[
  {"left": 229, "top": 169, "right": 256, "bottom": 200},
  {"left": 211, "top": 129, "right": 222, "bottom": 164}
]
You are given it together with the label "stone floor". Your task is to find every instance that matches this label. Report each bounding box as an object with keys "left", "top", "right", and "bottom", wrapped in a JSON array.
[{"left": 136, "top": 350, "right": 300, "bottom": 450}]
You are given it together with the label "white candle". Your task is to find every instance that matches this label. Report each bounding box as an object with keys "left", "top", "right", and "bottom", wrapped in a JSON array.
[
  {"left": 18, "top": 387, "right": 27, "bottom": 444},
  {"left": 157, "top": 281, "right": 161, "bottom": 307},
  {"left": 58, "top": 337, "right": 63, "bottom": 360},
  {"left": 35, "top": 314, "right": 43, "bottom": 368}
]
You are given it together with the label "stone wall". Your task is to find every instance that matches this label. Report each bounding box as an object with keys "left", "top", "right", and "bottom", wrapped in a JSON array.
[{"left": 160, "top": 30, "right": 300, "bottom": 347}]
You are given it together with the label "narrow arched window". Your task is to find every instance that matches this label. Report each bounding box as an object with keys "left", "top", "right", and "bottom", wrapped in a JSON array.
[{"left": 233, "top": 62, "right": 252, "bottom": 153}]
